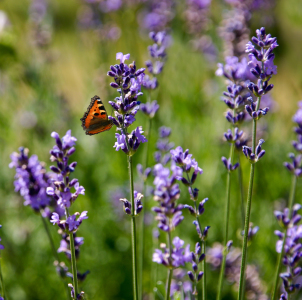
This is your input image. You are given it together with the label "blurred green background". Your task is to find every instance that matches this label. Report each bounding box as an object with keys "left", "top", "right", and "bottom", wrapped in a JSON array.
[{"left": 1, "top": 0, "right": 302, "bottom": 299}]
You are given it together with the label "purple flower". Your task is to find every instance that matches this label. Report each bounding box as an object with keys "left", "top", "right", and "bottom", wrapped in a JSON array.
[
  {"left": 152, "top": 164, "right": 183, "bottom": 232},
  {"left": 47, "top": 130, "right": 85, "bottom": 209},
  {"left": 141, "top": 1, "right": 174, "bottom": 32},
  {"left": 113, "top": 133, "right": 127, "bottom": 152},
  {"left": 246, "top": 27, "right": 278, "bottom": 81},
  {"left": 292, "top": 101, "right": 302, "bottom": 125},
  {"left": 216, "top": 56, "right": 255, "bottom": 82},
  {"left": 116, "top": 52, "right": 130, "bottom": 64},
  {"left": 113, "top": 127, "right": 147, "bottom": 155},
  {"left": 99, "top": 0, "right": 122, "bottom": 13},
  {"left": 140, "top": 100, "right": 159, "bottom": 118},
  {"left": 120, "top": 191, "right": 144, "bottom": 216},
  {"left": 142, "top": 75, "right": 158, "bottom": 90},
  {"left": 170, "top": 146, "right": 203, "bottom": 174},
  {"left": 274, "top": 204, "right": 302, "bottom": 296},
  {"left": 153, "top": 237, "right": 191, "bottom": 268},
  {"left": 9, "top": 147, "right": 55, "bottom": 212},
  {"left": 107, "top": 53, "right": 148, "bottom": 155}
]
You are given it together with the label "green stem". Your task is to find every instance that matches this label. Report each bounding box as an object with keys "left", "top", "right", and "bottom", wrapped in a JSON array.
[
  {"left": 192, "top": 199, "right": 206, "bottom": 300},
  {"left": 271, "top": 175, "right": 297, "bottom": 300},
  {"left": 65, "top": 208, "right": 79, "bottom": 300},
  {"left": 237, "top": 88, "right": 261, "bottom": 300},
  {"left": 40, "top": 213, "right": 70, "bottom": 299},
  {"left": 201, "top": 241, "right": 206, "bottom": 300},
  {"left": 217, "top": 170, "right": 231, "bottom": 300},
  {"left": 0, "top": 258, "right": 5, "bottom": 299},
  {"left": 165, "top": 269, "right": 173, "bottom": 300},
  {"left": 237, "top": 162, "right": 255, "bottom": 300},
  {"left": 237, "top": 154, "right": 245, "bottom": 230},
  {"left": 139, "top": 116, "right": 153, "bottom": 299},
  {"left": 217, "top": 138, "right": 235, "bottom": 300},
  {"left": 166, "top": 230, "right": 173, "bottom": 300},
  {"left": 128, "top": 155, "right": 139, "bottom": 300},
  {"left": 40, "top": 213, "right": 60, "bottom": 261}
]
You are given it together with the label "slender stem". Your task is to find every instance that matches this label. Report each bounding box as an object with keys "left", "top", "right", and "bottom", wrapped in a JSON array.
[
  {"left": 40, "top": 212, "right": 71, "bottom": 299},
  {"left": 69, "top": 232, "right": 79, "bottom": 299},
  {"left": 192, "top": 199, "right": 206, "bottom": 300},
  {"left": 217, "top": 170, "right": 231, "bottom": 300},
  {"left": 237, "top": 163, "right": 255, "bottom": 300},
  {"left": 201, "top": 241, "right": 206, "bottom": 300},
  {"left": 0, "top": 258, "right": 5, "bottom": 299},
  {"left": 237, "top": 154, "right": 245, "bottom": 230},
  {"left": 139, "top": 115, "right": 152, "bottom": 299},
  {"left": 271, "top": 175, "right": 297, "bottom": 300},
  {"left": 186, "top": 171, "right": 206, "bottom": 300},
  {"left": 217, "top": 137, "right": 235, "bottom": 300},
  {"left": 128, "top": 155, "right": 139, "bottom": 300},
  {"left": 40, "top": 213, "right": 60, "bottom": 261},
  {"left": 165, "top": 230, "right": 173, "bottom": 300},
  {"left": 165, "top": 269, "right": 173, "bottom": 300},
  {"left": 65, "top": 208, "right": 78, "bottom": 300},
  {"left": 237, "top": 86, "right": 262, "bottom": 300}
]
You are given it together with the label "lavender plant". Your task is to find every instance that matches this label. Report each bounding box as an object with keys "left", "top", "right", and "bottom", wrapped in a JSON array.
[
  {"left": 271, "top": 102, "right": 302, "bottom": 299},
  {"left": 46, "top": 130, "right": 86, "bottom": 300},
  {"left": 170, "top": 146, "right": 208, "bottom": 299},
  {"left": 107, "top": 52, "right": 146, "bottom": 300},
  {"left": 274, "top": 204, "right": 302, "bottom": 300},
  {"left": 238, "top": 27, "right": 278, "bottom": 300},
  {"left": 152, "top": 163, "right": 189, "bottom": 299},
  {"left": 9, "top": 147, "right": 70, "bottom": 293},
  {"left": 215, "top": 54, "right": 255, "bottom": 300}
]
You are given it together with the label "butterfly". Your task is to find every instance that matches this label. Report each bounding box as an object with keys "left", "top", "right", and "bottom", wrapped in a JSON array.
[{"left": 80, "top": 95, "right": 113, "bottom": 135}]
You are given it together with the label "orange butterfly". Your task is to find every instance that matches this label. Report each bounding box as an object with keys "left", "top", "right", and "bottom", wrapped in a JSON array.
[{"left": 80, "top": 95, "right": 113, "bottom": 135}]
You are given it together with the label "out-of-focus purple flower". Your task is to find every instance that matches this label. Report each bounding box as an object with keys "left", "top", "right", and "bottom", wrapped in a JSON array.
[
  {"left": 99, "top": 0, "right": 122, "bottom": 13},
  {"left": 153, "top": 237, "right": 191, "bottom": 268},
  {"left": 29, "top": 0, "right": 52, "bottom": 48},
  {"left": 154, "top": 127, "right": 174, "bottom": 165},
  {"left": 207, "top": 242, "right": 268, "bottom": 299},
  {"left": 184, "top": 0, "right": 216, "bottom": 61},
  {"left": 140, "top": 1, "right": 175, "bottom": 32},
  {"left": 216, "top": 56, "right": 255, "bottom": 83},
  {"left": 170, "top": 268, "right": 193, "bottom": 299},
  {"left": 140, "top": 100, "right": 159, "bottom": 118},
  {"left": 9, "top": 147, "right": 58, "bottom": 213},
  {"left": 284, "top": 153, "right": 302, "bottom": 177},
  {"left": 58, "top": 233, "right": 84, "bottom": 260},
  {"left": 142, "top": 31, "right": 170, "bottom": 92}
]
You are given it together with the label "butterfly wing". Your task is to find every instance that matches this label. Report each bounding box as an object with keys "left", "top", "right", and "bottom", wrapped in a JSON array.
[{"left": 80, "top": 95, "right": 113, "bottom": 135}]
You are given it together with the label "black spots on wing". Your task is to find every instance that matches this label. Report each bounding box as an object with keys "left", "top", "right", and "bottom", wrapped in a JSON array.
[
  {"left": 100, "top": 112, "right": 106, "bottom": 116},
  {"left": 94, "top": 113, "right": 99, "bottom": 116},
  {"left": 98, "top": 105, "right": 105, "bottom": 110}
]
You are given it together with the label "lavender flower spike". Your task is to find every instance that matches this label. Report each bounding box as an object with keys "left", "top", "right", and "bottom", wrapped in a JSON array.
[{"left": 47, "top": 130, "right": 86, "bottom": 299}]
